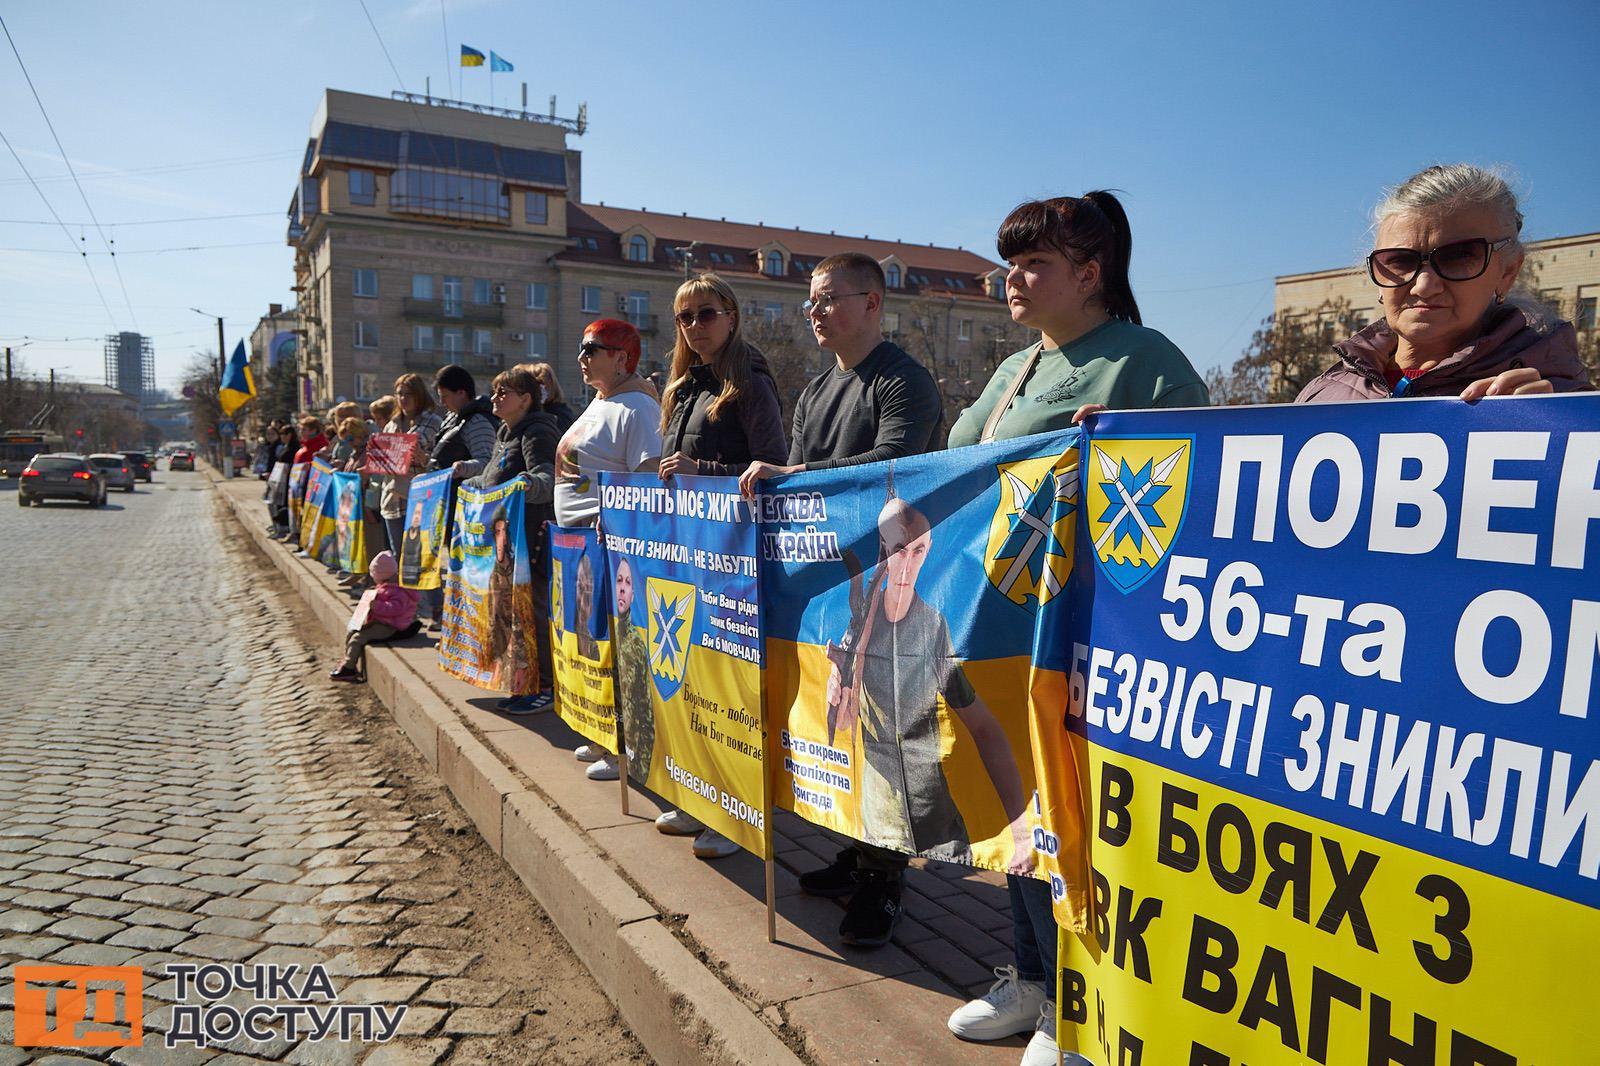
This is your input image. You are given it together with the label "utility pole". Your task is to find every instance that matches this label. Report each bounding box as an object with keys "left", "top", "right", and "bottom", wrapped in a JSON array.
[{"left": 191, "top": 307, "right": 231, "bottom": 477}]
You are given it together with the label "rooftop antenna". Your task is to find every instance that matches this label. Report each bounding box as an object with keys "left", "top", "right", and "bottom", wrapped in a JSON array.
[
  {"left": 522, "top": 82, "right": 528, "bottom": 111},
  {"left": 549, "top": 95, "right": 557, "bottom": 119}
]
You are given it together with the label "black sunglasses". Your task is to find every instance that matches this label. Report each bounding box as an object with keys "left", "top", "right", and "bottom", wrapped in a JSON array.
[
  {"left": 674, "top": 307, "right": 734, "bottom": 328},
  {"left": 578, "top": 341, "right": 624, "bottom": 358},
  {"left": 1368, "top": 237, "right": 1515, "bottom": 288}
]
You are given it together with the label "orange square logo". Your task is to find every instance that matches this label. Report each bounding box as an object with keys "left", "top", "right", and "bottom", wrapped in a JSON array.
[{"left": 12, "top": 965, "right": 143, "bottom": 1048}]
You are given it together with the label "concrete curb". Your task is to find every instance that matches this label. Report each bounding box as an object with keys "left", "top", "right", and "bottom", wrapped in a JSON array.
[{"left": 215, "top": 478, "right": 803, "bottom": 1066}]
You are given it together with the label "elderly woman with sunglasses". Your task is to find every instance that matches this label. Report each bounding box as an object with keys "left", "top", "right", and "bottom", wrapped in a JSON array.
[{"left": 1298, "top": 164, "right": 1589, "bottom": 403}]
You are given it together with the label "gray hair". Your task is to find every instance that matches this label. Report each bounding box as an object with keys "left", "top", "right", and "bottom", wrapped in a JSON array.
[
  {"left": 1374, "top": 163, "right": 1524, "bottom": 245},
  {"left": 1373, "top": 164, "right": 1550, "bottom": 326}
]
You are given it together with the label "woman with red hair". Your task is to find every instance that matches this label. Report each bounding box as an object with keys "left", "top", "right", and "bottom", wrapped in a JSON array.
[{"left": 554, "top": 320, "right": 663, "bottom": 783}]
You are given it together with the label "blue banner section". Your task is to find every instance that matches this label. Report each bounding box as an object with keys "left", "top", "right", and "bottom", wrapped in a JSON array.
[
  {"left": 438, "top": 479, "right": 537, "bottom": 694},
  {"left": 762, "top": 430, "right": 1079, "bottom": 873},
  {"left": 1040, "top": 394, "right": 1600, "bottom": 909}
]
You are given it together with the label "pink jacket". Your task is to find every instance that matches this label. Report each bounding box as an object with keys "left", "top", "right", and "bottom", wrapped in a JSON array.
[
  {"left": 1297, "top": 306, "right": 1590, "bottom": 402},
  {"left": 358, "top": 580, "right": 420, "bottom": 631}
]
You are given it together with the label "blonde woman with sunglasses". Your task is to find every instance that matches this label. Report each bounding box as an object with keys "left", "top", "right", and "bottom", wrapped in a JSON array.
[{"left": 652, "top": 273, "right": 787, "bottom": 859}]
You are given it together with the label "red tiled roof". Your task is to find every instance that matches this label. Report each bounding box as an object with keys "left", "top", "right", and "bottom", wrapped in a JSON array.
[{"left": 564, "top": 203, "right": 1002, "bottom": 283}]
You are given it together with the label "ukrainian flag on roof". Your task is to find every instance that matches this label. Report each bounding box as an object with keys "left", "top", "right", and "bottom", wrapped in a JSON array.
[
  {"left": 219, "top": 339, "right": 255, "bottom": 417},
  {"left": 460, "top": 45, "right": 485, "bottom": 67}
]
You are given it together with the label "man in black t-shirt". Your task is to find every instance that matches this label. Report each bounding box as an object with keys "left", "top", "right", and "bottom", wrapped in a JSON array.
[{"left": 739, "top": 252, "right": 943, "bottom": 948}]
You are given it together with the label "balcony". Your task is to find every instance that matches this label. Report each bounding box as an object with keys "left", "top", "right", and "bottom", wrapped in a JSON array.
[
  {"left": 402, "top": 297, "right": 504, "bottom": 326},
  {"left": 626, "top": 312, "right": 659, "bottom": 335},
  {"left": 403, "top": 349, "right": 506, "bottom": 372}
]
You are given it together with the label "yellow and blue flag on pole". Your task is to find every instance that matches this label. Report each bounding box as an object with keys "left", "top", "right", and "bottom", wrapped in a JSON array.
[
  {"left": 460, "top": 45, "right": 485, "bottom": 67},
  {"left": 489, "top": 51, "right": 513, "bottom": 72},
  {"left": 219, "top": 339, "right": 255, "bottom": 417}
]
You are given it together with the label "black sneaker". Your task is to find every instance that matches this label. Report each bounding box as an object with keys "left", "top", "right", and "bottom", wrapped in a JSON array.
[
  {"left": 838, "top": 870, "right": 902, "bottom": 948},
  {"left": 798, "top": 847, "right": 858, "bottom": 898}
]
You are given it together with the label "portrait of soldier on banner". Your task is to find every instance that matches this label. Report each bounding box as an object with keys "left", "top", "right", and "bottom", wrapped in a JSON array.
[
  {"left": 399, "top": 469, "right": 452, "bottom": 591},
  {"left": 612, "top": 556, "right": 654, "bottom": 782},
  {"left": 481, "top": 506, "right": 537, "bottom": 696},
  {"left": 826, "top": 477, "right": 1034, "bottom": 870}
]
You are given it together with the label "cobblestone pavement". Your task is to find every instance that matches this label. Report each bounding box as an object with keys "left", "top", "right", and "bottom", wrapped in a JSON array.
[{"left": 0, "top": 474, "right": 647, "bottom": 1065}]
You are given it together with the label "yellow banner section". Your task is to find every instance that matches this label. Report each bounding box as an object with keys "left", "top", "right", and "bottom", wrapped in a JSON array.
[
  {"left": 638, "top": 638, "right": 768, "bottom": 859},
  {"left": 1057, "top": 744, "right": 1591, "bottom": 1065},
  {"left": 550, "top": 557, "right": 617, "bottom": 753},
  {"left": 770, "top": 639, "right": 1037, "bottom": 874}
]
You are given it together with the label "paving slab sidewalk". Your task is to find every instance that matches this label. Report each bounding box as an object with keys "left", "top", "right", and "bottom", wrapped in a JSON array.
[{"left": 217, "top": 473, "right": 1029, "bottom": 1065}]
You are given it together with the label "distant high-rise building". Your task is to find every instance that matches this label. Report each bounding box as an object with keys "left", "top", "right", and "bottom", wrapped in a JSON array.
[{"left": 104, "top": 332, "right": 155, "bottom": 406}]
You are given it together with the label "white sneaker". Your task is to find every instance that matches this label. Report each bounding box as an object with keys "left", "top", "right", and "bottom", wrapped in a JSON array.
[
  {"left": 947, "top": 965, "right": 1048, "bottom": 1041},
  {"left": 692, "top": 829, "right": 739, "bottom": 859},
  {"left": 574, "top": 743, "right": 601, "bottom": 763},
  {"left": 654, "top": 809, "right": 702, "bottom": 836},
  {"left": 585, "top": 756, "right": 619, "bottom": 781},
  {"left": 1020, "top": 1001, "right": 1061, "bottom": 1066}
]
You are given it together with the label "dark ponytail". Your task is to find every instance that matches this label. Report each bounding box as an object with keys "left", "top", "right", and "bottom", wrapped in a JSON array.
[{"left": 996, "top": 190, "right": 1142, "bottom": 325}]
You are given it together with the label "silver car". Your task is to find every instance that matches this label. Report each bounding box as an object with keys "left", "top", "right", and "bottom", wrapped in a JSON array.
[{"left": 89, "top": 453, "right": 137, "bottom": 492}]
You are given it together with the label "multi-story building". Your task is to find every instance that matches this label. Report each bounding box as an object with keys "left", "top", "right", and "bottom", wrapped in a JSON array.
[
  {"left": 1274, "top": 230, "right": 1600, "bottom": 338},
  {"left": 285, "top": 89, "right": 1021, "bottom": 414},
  {"left": 249, "top": 303, "right": 300, "bottom": 374}
]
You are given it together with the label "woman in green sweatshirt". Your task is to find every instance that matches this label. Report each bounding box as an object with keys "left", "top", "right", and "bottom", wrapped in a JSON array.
[{"left": 944, "top": 192, "right": 1206, "bottom": 1066}]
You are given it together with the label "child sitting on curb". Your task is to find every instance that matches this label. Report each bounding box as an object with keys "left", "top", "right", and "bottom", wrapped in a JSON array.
[{"left": 329, "top": 551, "right": 420, "bottom": 683}]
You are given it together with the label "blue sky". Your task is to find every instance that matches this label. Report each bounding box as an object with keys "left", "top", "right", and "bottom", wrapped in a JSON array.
[{"left": 2, "top": 0, "right": 1596, "bottom": 391}]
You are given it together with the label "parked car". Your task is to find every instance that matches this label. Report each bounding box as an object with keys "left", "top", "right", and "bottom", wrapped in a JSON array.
[
  {"left": 168, "top": 449, "right": 195, "bottom": 471},
  {"left": 18, "top": 454, "right": 106, "bottom": 507},
  {"left": 89, "top": 453, "right": 136, "bottom": 492},
  {"left": 122, "top": 450, "right": 153, "bottom": 482}
]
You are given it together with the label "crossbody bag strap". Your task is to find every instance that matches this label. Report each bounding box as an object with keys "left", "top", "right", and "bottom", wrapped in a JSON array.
[{"left": 978, "top": 342, "right": 1044, "bottom": 445}]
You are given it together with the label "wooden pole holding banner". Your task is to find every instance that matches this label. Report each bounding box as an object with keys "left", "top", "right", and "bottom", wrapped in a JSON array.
[
  {"left": 619, "top": 747, "right": 630, "bottom": 817},
  {"left": 765, "top": 856, "right": 776, "bottom": 944}
]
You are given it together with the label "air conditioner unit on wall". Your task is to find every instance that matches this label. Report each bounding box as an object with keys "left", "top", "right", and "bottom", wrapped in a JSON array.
[{"left": 510, "top": 332, "right": 525, "bottom": 342}]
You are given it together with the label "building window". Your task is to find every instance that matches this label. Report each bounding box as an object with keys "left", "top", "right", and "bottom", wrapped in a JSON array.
[
  {"left": 354, "top": 321, "right": 379, "bottom": 348},
  {"left": 959, "top": 318, "right": 972, "bottom": 341},
  {"left": 525, "top": 191, "right": 548, "bottom": 225},
  {"left": 413, "top": 326, "right": 435, "bottom": 350},
  {"left": 885, "top": 265, "right": 901, "bottom": 289},
  {"left": 442, "top": 328, "right": 464, "bottom": 354},
  {"left": 390, "top": 169, "right": 507, "bottom": 222},
  {"left": 627, "top": 291, "right": 650, "bottom": 324},
  {"left": 472, "top": 278, "right": 493, "bottom": 305},
  {"left": 443, "top": 276, "right": 462, "bottom": 317},
  {"left": 1579, "top": 296, "right": 1597, "bottom": 332},
  {"left": 584, "top": 237, "right": 599, "bottom": 251},
  {"left": 765, "top": 251, "right": 784, "bottom": 276},
  {"left": 473, "top": 329, "right": 492, "bottom": 355},
  {"left": 348, "top": 168, "right": 376, "bottom": 206},
  {"left": 628, "top": 235, "right": 649, "bottom": 262},
  {"left": 989, "top": 275, "right": 1004, "bottom": 300},
  {"left": 527, "top": 331, "right": 548, "bottom": 358},
  {"left": 883, "top": 312, "right": 900, "bottom": 334},
  {"left": 763, "top": 303, "right": 782, "bottom": 323},
  {"left": 353, "top": 268, "right": 378, "bottom": 298},
  {"left": 582, "top": 286, "right": 601, "bottom": 313},
  {"left": 355, "top": 372, "right": 379, "bottom": 398},
  {"left": 412, "top": 273, "right": 434, "bottom": 299},
  {"left": 526, "top": 282, "right": 548, "bottom": 310}
]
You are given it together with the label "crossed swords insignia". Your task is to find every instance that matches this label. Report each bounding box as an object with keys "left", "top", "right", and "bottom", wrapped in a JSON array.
[
  {"left": 648, "top": 585, "right": 691, "bottom": 672},
  {"left": 1093, "top": 445, "right": 1185, "bottom": 556},
  {"left": 994, "top": 463, "right": 1078, "bottom": 598}
]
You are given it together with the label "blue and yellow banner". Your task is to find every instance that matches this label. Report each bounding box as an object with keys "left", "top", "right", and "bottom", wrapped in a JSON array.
[
  {"left": 438, "top": 478, "right": 538, "bottom": 694},
  {"left": 460, "top": 44, "right": 484, "bottom": 67},
  {"left": 399, "top": 469, "right": 452, "bottom": 591},
  {"left": 287, "top": 461, "right": 308, "bottom": 536},
  {"left": 1035, "top": 395, "right": 1600, "bottom": 1064},
  {"left": 330, "top": 470, "right": 366, "bottom": 574},
  {"left": 299, "top": 458, "right": 334, "bottom": 555},
  {"left": 600, "top": 473, "right": 768, "bottom": 859},
  {"left": 549, "top": 523, "right": 618, "bottom": 754},
  {"left": 762, "top": 432, "right": 1078, "bottom": 875}
]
